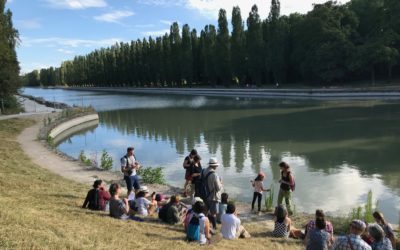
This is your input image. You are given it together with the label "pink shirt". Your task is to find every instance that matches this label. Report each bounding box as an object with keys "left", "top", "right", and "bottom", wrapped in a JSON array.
[
  {"left": 307, "top": 220, "right": 334, "bottom": 234},
  {"left": 253, "top": 181, "right": 264, "bottom": 193}
]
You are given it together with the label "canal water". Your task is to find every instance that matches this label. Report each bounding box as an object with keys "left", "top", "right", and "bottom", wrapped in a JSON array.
[{"left": 22, "top": 87, "right": 400, "bottom": 223}]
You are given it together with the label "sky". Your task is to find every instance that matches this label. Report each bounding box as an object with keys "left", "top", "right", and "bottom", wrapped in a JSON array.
[{"left": 6, "top": 0, "right": 350, "bottom": 73}]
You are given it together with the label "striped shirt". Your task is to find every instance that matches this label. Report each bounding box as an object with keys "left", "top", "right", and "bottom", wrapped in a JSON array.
[{"left": 333, "top": 234, "right": 372, "bottom": 250}]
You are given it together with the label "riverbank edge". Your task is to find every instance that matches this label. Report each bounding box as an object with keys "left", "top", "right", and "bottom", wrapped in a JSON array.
[
  {"left": 19, "top": 93, "right": 71, "bottom": 109},
  {"left": 48, "top": 113, "right": 99, "bottom": 139},
  {"left": 56, "top": 86, "right": 400, "bottom": 99}
]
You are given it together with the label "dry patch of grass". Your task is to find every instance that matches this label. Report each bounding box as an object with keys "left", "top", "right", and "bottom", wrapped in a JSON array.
[{"left": 0, "top": 118, "right": 303, "bottom": 250}]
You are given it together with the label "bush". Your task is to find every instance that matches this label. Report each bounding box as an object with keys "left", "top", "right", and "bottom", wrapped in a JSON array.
[
  {"left": 137, "top": 166, "right": 165, "bottom": 185},
  {"left": 100, "top": 150, "right": 113, "bottom": 170},
  {"left": 0, "top": 96, "right": 23, "bottom": 115},
  {"left": 79, "top": 150, "right": 92, "bottom": 166}
]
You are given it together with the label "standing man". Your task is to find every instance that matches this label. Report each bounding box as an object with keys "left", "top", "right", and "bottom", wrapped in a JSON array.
[
  {"left": 277, "top": 161, "right": 294, "bottom": 215},
  {"left": 202, "top": 157, "right": 223, "bottom": 230},
  {"left": 121, "top": 147, "right": 141, "bottom": 196}
]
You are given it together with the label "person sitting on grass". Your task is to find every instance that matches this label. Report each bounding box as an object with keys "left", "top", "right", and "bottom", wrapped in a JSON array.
[
  {"left": 187, "top": 201, "right": 211, "bottom": 245},
  {"left": 135, "top": 187, "right": 157, "bottom": 217},
  {"left": 108, "top": 183, "right": 130, "bottom": 220},
  {"left": 305, "top": 217, "right": 332, "bottom": 250},
  {"left": 373, "top": 211, "right": 397, "bottom": 249},
  {"left": 332, "top": 220, "right": 372, "bottom": 250},
  {"left": 82, "top": 179, "right": 110, "bottom": 211},
  {"left": 272, "top": 204, "right": 303, "bottom": 239},
  {"left": 368, "top": 223, "right": 393, "bottom": 250},
  {"left": 166, "top": 195, "right": 185, "bottom": 224},
  {"left": 220, "top": 203, "right": 251, "bottom": 240},
  {"left": 184, "top": 197, "right": 203, "bottom": 231},
  {"left": 217, "top": 193, "right": 229, "bottom": 223},
  {"left": 305, "top": 209, "right": 334, "bottom": 239}
]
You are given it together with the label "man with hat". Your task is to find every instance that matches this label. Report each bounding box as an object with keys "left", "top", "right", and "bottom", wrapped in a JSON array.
[
  {"left": 201, "top": 157, "right": 223, "bottom": 230},
  {"left": 332, "top": 220, "right": 372, "bottom": 250}
]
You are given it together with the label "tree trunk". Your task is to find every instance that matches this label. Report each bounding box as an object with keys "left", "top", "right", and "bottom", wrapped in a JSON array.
[
  {"left": 371, "top": 66, "right": 375, "bottom": 85},
  {"left": 388, "top": 63, "right": 393, "bottom": 82}
]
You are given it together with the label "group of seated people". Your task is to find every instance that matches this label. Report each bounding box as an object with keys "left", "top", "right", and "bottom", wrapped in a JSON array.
[
  {"left": 276, "top": 205, "right": 397, "bottom": 250},
  {"left": 82, "top": 179, "right": 397, "bottom": 248}
]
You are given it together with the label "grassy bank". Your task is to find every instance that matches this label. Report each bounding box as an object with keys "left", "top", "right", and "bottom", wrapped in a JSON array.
[{"left": 0, "top": 118, "right": 302, "bottom": 250}]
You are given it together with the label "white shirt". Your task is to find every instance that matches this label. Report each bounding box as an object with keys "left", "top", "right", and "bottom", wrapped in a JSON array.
[
  {"left": 198, "top": 213, "right": 207, "bottom": 245},
  {"left": 120, "top": 155, "right": 137, "bottom": 176},
  {"left": 220, "top": 213, "right": 241, "bottom": 240},
  {"left": 136, "top": 197, "right": 150, "bottom": 216}
]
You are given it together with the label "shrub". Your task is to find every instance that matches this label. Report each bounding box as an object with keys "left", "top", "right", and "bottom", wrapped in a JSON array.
[
  {"left": 264, "top": 184, "right": 274, "bottom": 212},
  {"left": 78, "top": 150, "right": 92, "bottom": 166},
  {"left": 137, "top": 166, "right": 165, "bottom": 184},
  {"left": 100, "top": 150, "right": 113, "bottom": 170}
]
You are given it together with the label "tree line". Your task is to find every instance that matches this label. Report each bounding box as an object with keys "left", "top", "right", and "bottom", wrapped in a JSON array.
[
  {"left": 0, "top": 0, "right": 20, "bottom": 112},
  {"left": 23, "top": 0, "right": 400, "bottom": 87}
]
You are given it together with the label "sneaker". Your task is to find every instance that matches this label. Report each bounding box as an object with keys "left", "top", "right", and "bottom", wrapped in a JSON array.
[{"left": 257, "top": 211, "right": 262, "bottom": 215}]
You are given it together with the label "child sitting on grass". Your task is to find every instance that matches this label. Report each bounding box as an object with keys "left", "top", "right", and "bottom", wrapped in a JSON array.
[
  {"left": 217, "top": 193, "right": 229, "bottom": 223},
  {"left": 135, "top": 188, "right": 157, "bottom": 216},
  {"left": 251, "top": 172, "right": 270, "bottom": 214}
]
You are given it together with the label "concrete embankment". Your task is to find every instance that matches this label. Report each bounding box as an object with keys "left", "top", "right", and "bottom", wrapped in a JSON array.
[
  {"left": 48, "top": 113, "right": 99, "bottom": 139},
  {"left": 63, "top": 86, "right": 400, "bottom": 99}
]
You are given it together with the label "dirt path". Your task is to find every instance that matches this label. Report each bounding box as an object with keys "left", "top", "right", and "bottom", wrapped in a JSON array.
[{"left": 17, "top": 114, "right": 121, "bottom": 185}]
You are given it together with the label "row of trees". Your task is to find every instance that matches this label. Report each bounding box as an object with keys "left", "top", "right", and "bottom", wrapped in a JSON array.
[
  {"left": 23, "top": 0, "right": 400, "bottom": 87},
  {"left": 0, "top": 0, "right": 20, "bottom": 112}
]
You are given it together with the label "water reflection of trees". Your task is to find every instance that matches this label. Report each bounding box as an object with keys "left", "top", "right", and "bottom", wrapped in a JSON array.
[{"left": 99, "top": 103, "right": 400, "bottom": 189}]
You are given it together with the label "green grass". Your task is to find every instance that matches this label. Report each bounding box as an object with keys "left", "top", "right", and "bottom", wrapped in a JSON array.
[{"left": 0, "top": 118, "right": 304, "bottom": 249}]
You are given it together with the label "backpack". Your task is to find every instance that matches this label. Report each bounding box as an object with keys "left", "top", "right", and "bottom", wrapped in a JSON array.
[
  {"left": 121, "top": 155, "right": 133, "bottom": 175},
  {"left": 158, "top": 203, "right": 172, "bottom": 222},
  {"left": 289, "top": 173, "right": 296, "bottom": 192},
  {"left": 199, "top": 170, "right": 214, "bottom": 201},
  {"left": 89, "top": 189, "right": 101, "bottom": 210},
  {"left": 186, "top": 214, "right": 204, "bottom": 242}
]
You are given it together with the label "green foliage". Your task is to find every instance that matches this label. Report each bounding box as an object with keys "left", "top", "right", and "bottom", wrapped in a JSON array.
[
  {"left": 0, "top": 1, "right": 20, "bottom": 101},
  {"left": 0, "top": 95, "right": 23, "bottom": 115},
  {"left": 100, "top": 150, "right": 113, "bottom": 170},
  {"left": 350, "top": 190, "right": 377, "bottom": 223},
  {"left": 23, "top": 0, "right": 400, "bottom": 86},
  {"left": 78, "top": 150, "right": 92, "bottom": 166},
  {"left": 137, "top": 166, "right": 165, "bottom": 185},
  {"left": 264, "top": 184, "right": 274, "bottom": 212},
  {"left": 46, "top": 135, "right": 54, "bottom": 146}
]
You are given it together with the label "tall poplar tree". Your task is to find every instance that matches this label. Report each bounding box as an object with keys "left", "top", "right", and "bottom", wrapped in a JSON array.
[
  {"left": 231, "top": 6, "right": 246, "bottom": 85},
  {"left": 216, "top": 9, "right": 231, "bottom": 85},
  {"left": 246, "top": 5, "right": 264, "bottom": 85},
  {"left": 181, "top": 24, "right": 193, "bottom": 84}
]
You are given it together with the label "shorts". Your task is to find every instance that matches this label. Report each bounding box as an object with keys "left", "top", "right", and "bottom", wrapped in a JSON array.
[
  {"left": 124, "top": 175, "right": 141, "bottom": 192},
  {"left": 185, "top": 170, "right": 192, "bottom": 181},
  {"left": 206, "top": 200, "right": 219, "bottom": 215}
]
